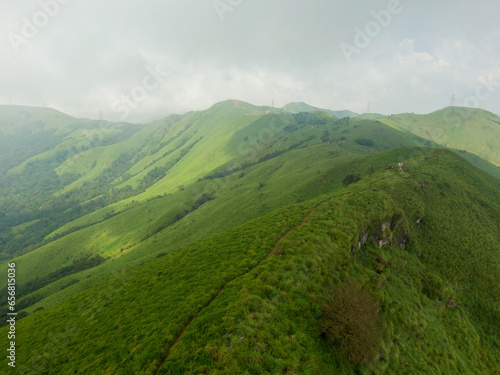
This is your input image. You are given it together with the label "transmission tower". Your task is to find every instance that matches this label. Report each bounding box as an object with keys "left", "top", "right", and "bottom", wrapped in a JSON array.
[{"left": 449, "top": 94, "right": 456, "bottom": 107}]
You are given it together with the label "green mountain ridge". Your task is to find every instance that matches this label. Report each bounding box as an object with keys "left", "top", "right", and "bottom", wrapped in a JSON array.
[
  {"left": 380, "top": 107, "right": 500, "bottom": 167},
  {"left": 282, "top": 101, "right": 384, "bottom": 120},
  {"left": 0, "top": 101, "right": 499, "bottom": 374},
  {"left": 0, "top": 105, "right": 74, "bottom": 135},
  {"left": 3, "top": 148, "right": 500, "bottom": 374},
  {"left": 283, "top": 103, "right": 500, "bottom": 179},
  {"left": 282, "top": 101, "right": 359, "bottom": 119}
]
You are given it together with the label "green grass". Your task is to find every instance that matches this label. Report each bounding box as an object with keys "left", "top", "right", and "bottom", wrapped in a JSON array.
[
  {"left": 380, "top": 107, "right": 500, "bottom": 166},
  {"left": 282, "top": 101, "right": 359, "bottom": 118},
  {"left": 2, "top": 149, "right": 498, "bottom": 374},
  {"left": 0, "top": 105, "right": 75, "bottom": 135},
  {"left": 0, "top": 102, "right": 499, "bottom": 374},
  {"left": 1, "top": 104, "right": 498, "bottom": 323},
  {"left": 0, "top": 114, "right": 432, "bottom": 312}
]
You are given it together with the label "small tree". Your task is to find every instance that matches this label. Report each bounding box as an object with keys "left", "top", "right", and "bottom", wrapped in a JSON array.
[
  {"left": 320, "top": 282, "right": 383, "bottom": 364},
  {"left": 355, "top": 138, "right": 374, "bottom": 147},
  {"left": 342, "top": 174, "right": 361, "bottom": 187}
]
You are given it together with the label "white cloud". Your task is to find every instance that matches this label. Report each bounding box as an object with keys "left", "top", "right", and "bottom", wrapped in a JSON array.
[{"left": 0, "top": 0, "right": 499, "bottom": 120}]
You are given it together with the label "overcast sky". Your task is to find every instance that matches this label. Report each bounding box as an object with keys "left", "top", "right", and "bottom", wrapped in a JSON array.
[{"left": 1, "top": 0, "right": 499, "bottom": 122}]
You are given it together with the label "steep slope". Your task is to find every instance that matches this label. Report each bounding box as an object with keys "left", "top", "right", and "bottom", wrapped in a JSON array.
[
  {"left": 2, "top": 102, "right": 500, "bottom": 326},
  {"left": 3, "top": 148, "right": 499, "bottom": 374},
  {"left": 1, "top": 102, "right": 421, "bottom": 264},
  {"left": 0, "top": 105, "right": 140, "bottom": 173},
  {"left": 0, "top": 112, "right": 432, "bottom": 317},
  {"left": 0, "top": 101, "right": 267, "bottom": 258},
  {"left": 0, "top": 106, "right": 74, "bottom": 174},
  {"left": 0, "top": 108, "right": 141, "bottom": 261}
]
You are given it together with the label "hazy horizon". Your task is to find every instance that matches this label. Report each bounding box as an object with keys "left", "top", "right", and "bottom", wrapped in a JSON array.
[{"left": 2, "top": 99, "right": 499, "bottom": 125}]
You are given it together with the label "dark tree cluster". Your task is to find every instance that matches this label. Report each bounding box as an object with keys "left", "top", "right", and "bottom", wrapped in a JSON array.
[{"left": 320, "top": 282, "right": 383, "bottom": 364}]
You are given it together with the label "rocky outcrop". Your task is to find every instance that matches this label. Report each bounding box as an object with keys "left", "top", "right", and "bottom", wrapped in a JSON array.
[
  {"left": 445, "top": 297, "right": 459, "bottom": 308},
  {"left": 354, "top": 214, "right": 415, "bottom": 251},
  {"left": 358, "top": 228, "right": 369, "bottom": 249},
  {"left": 396, "top": 232, "right": 409, "bottom": 248},
  {"left": 371, "top": 221, "right": 392, "bottom": 248}
]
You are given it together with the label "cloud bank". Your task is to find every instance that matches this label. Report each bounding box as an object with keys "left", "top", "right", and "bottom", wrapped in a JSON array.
[{"left": 1, "top": 0, "right": 499, "bottom": 122}]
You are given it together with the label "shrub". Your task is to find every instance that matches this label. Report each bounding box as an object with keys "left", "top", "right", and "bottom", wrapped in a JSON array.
[
  {"left": 60, "top": 279, "right": 80, "bottom": 290},
  {"left": 355, "top": 138, "right": 375, "bottom": 147},
  {"left": 320, "top": 282, "right": 383, "bottom": 364},
  {"left": 342, "top": 174, "right": 361, "bottom": 187}
]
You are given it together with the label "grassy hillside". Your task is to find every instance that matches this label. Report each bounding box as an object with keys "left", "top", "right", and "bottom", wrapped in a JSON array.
[
  {"left": 0, "top": 108, "right": 141, "bottom": 261},
  {"left": 449, "top": 148, "right": 500, "bottom": 180},
  {"left": 282, "top": 102, "right": 386, "bottom": 120},
  {"left": 380, "top": 107, "right": 500, "bottom": 166},
  {"left": 1, "top": 102, "right": 499, "bottom": 316},
  {"left": 286, "top": 104, "right": 500, "bottom": 176},
  {"left": 2, "top": 148, "right": 498, "bottom": 374},
  {"left": 1, "top": 103, "right": 421, "bottom": 263},
  {"left": 0, "top": 111, "right": 432, "bottom": 315},
  {"left": 282, "top": 102, "right": 358, "bottom": 119},
  {"left": 0, "top": 102, "right": 499, "bottom": 373},
  {"left": 0, "top": 105, "right": 75, "bottom": 135},
  {"left": 356, "top": 113, "right": 386, "bottom": 120},
  {"left": 0, "top": 106, "right": 73, "bottom": 174},
  {"left": 0, "top": 106, "right": 139, "bottom": 172}
]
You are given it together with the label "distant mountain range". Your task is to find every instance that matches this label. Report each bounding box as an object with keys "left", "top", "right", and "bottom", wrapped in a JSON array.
[
  {"left": 282, "top": 101, "right": 360, "bottom": 118},
  {"left": 0, "top": 100, "right": 499, "bottom": 373},
  {"left": 380, "top": 107, "right": 500, "bottom": 167}
]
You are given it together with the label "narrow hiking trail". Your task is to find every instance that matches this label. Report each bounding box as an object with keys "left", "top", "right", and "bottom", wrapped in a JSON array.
[{"left": 152, "top": 198, "right": 330, "bottom": 374}]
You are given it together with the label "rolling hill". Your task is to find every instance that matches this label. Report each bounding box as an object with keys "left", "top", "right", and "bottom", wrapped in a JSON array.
[
  {"left": 0, "top": 101, "right": 499, "bottom": 374},
  {"left": 282, "top": 102, "right": 359, "bottom": 119},
  {"left": 0, "top": 105, "right": 140, "bottom": 174},
  {"left": 284, "top": 103, "right": 500, "bottom": 179},
  {"left": 379, "top": 107, "right": 500, "bottom": 167}
]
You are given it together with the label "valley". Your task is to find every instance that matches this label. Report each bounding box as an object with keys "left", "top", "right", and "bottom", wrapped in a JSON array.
[{"left": 0, "top": 101, "right": 499, "bottom": 374}]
